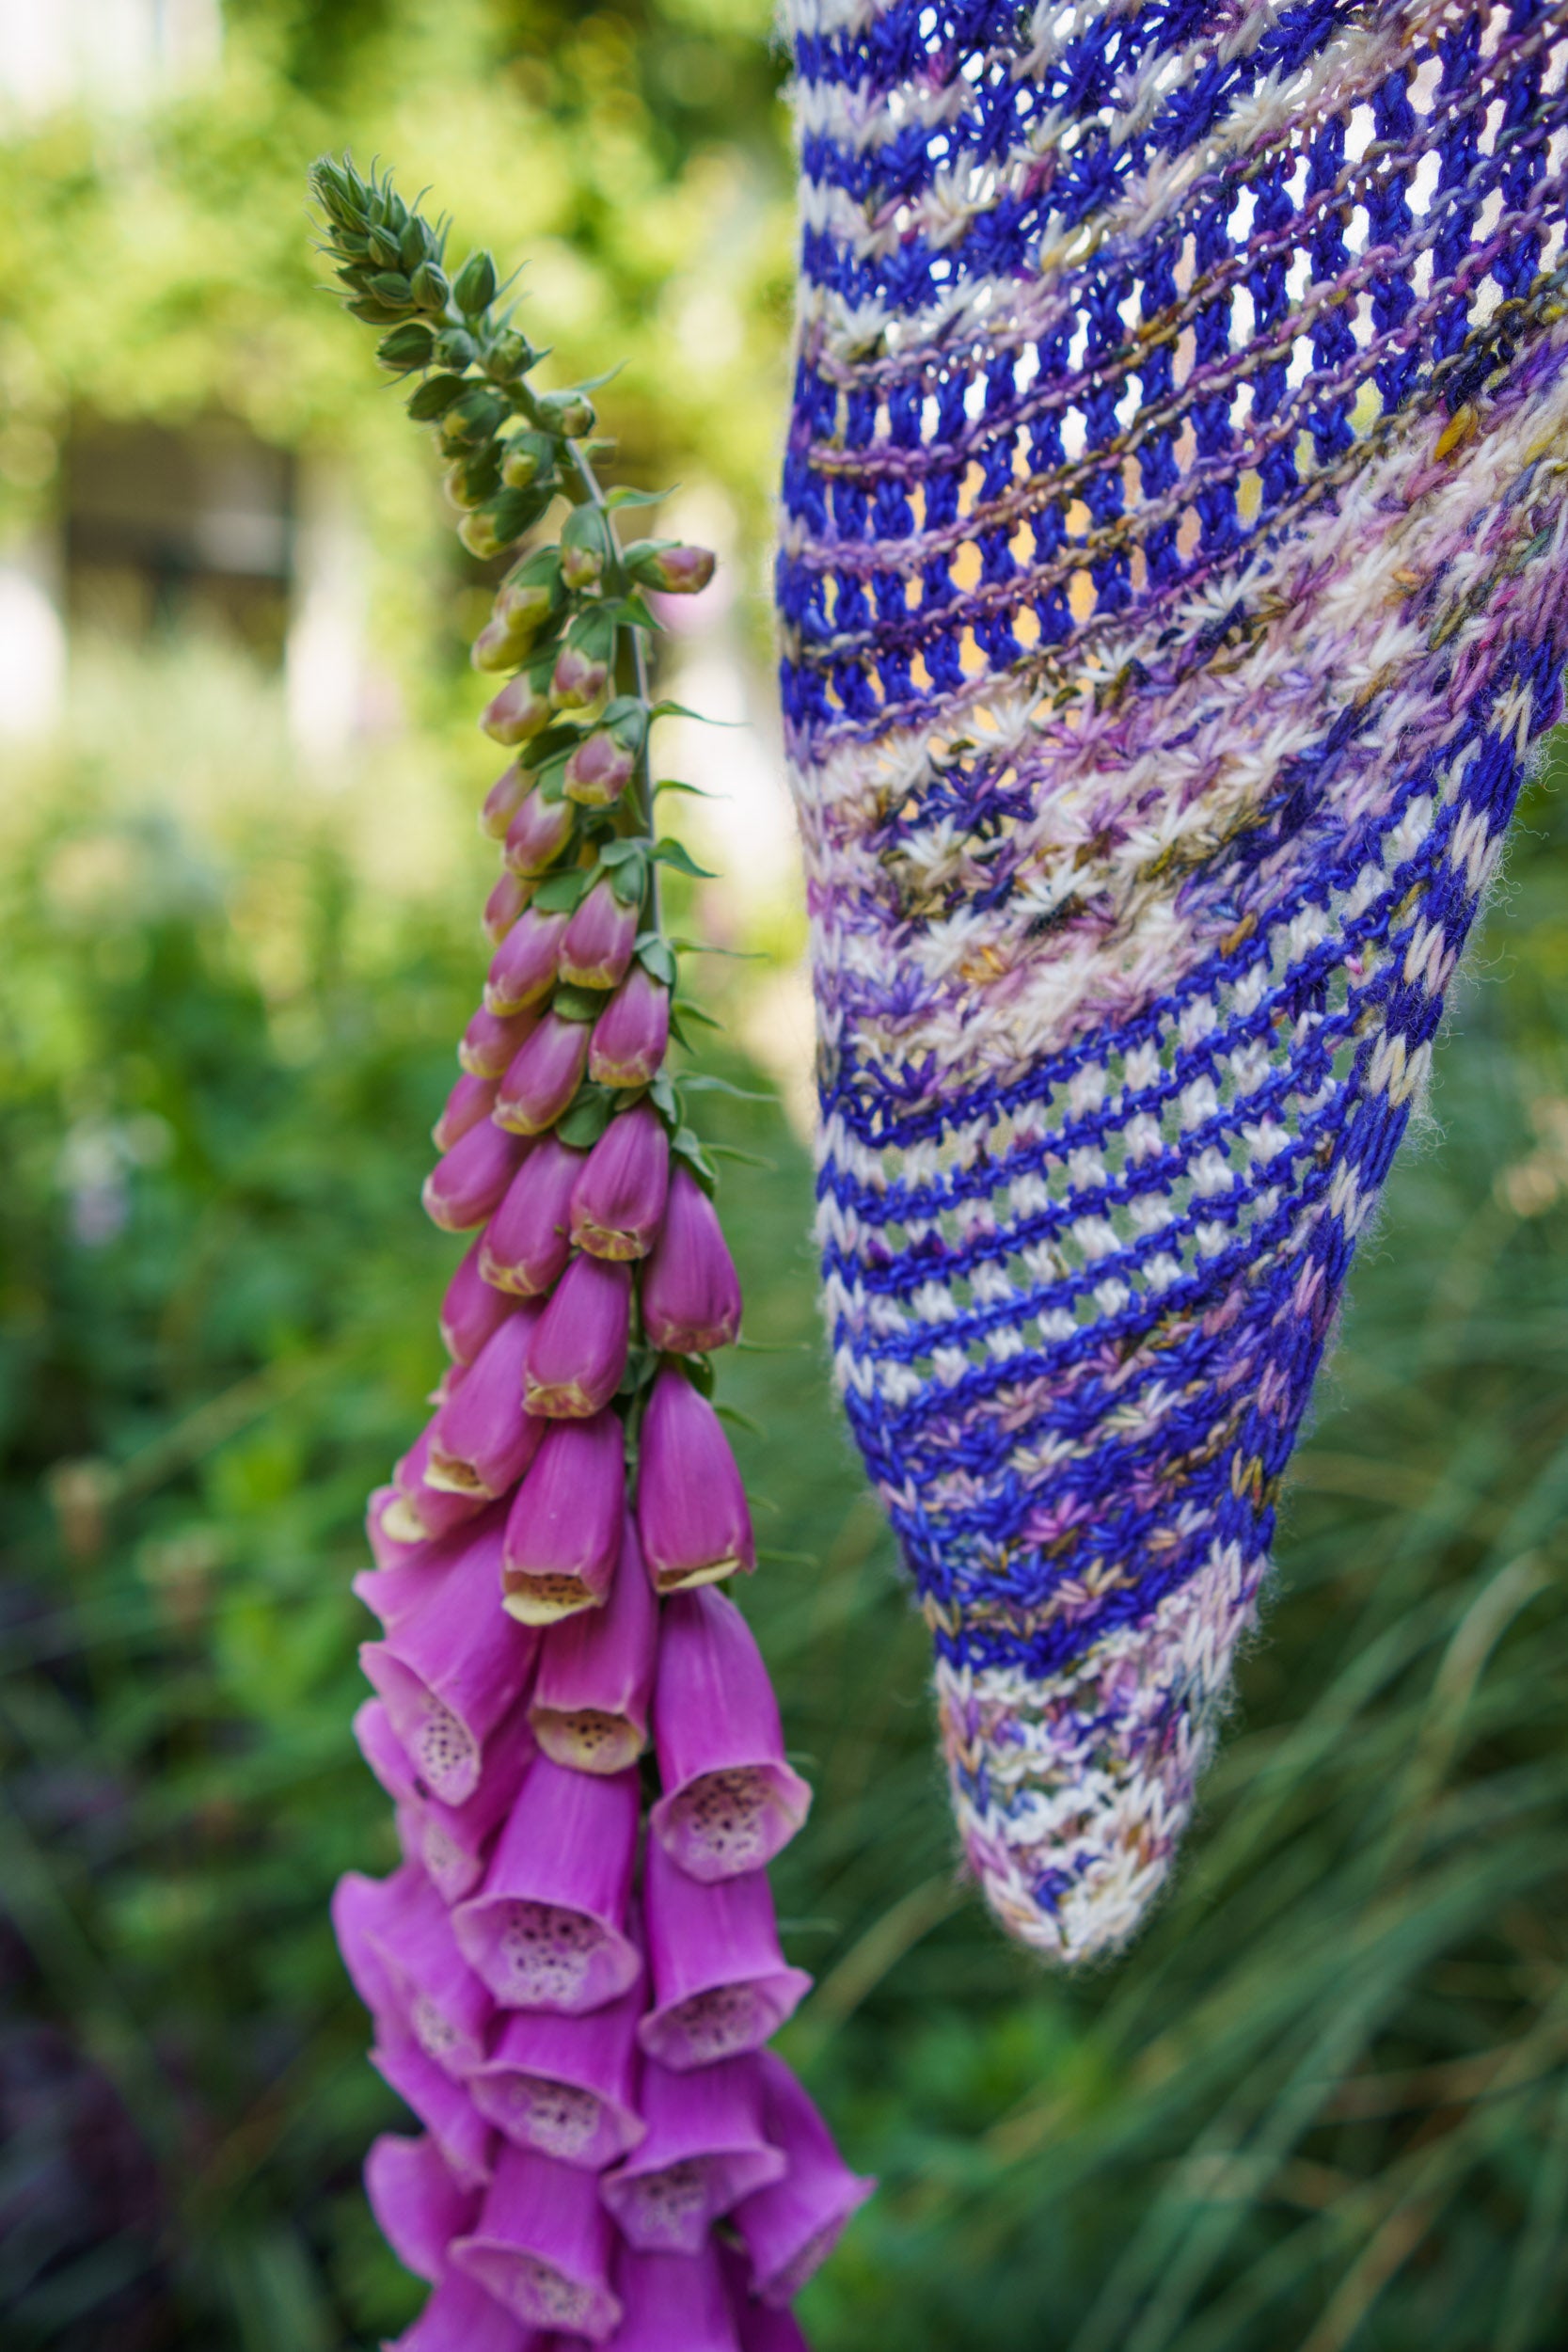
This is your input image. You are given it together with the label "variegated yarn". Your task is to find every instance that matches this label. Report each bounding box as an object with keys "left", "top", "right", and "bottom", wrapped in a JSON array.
[{"left": 776, "top": 0, "right": 1568, "bottom": 1960}]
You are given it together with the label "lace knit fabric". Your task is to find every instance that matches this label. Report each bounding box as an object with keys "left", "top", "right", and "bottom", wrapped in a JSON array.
[{"left": 777, "top": 0, "right": 1568, "bottom": 1960}]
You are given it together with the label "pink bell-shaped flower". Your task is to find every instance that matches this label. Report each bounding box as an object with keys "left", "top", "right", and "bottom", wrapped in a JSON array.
[
  {"left": 483, "top": 869, "right": 530, "bottom": 946},
  {"left": 503, "top": 785, "right": 576, "bottom": 879},
  {"left": 605, "top": 2241, "right": 741, "bottom": 2352},
  {"left": 502, "top": 1410, "right": 625, "bottom": 1624},
  {"left": 427, "top": 1307, "right": 546, "bottom": 1497},
  {"left": 423, "top": 1120, "right": 530, "bottom": 1232},
  {"left": 333, "top": 1862, "right": 420, "bottom": 2040},
  {"left": 460, "top": 1004, "right": 539, "bottom": 1079},
  {"left": 639, "top": 1839, "right": 812, "bottom": 2071},
  {"left": 480, "top": 1136, "right": 583, "bottom": 1296},
  {"left": 523, "top": 1253, "right": 631, "bottom": 1418},
  {"left": 451, "top": 2144, "right": 622, "bottom": 2341},
  {"left": 432, "top": 1072, "right": 499, "bottom": 1155},
  {"left": 562, "top": 725, "right": 637, "bottom": 808},
  {"left": 413, "top": 1726, "right": 536, "bottom": 1904},
  {"left": 732, "top": 2053, "right": 876, "bottom": 2306},
  {"left": 484, "top": 906, "right": 568, "bottom": 1016},
  {"left": 360, "top": 1518, "right": 538, "bottom": 1804},
  {"left": 480, "top": 761, "right": 531, "bottom": 839},
  {"left": 640, "top": 1168, "right": 741, "bottom": 1352},
  {"left": 649, "top": 1589, "right": 812, "bottom": 1882},
  {"left": 468, "top": 1975, "right": 644, "bottom": 2169},
  {"left": 385, "top": 2267, "right": 537, "bottom": 2352},
  {"left": 364, "top": 2133, "right": 481, "bottom": 2286},
  {"left": 438, "top": 1237, "right": 515, "bottom": 1365},
  {"left": 559, "top": 880, "right": 639, "bottom": 990},
  {"left": 601, "top": 2054, "right": 784, "bottom": 2253},
  {"left": 371, "top": 2037, "right": 494, "bottom": 2192},
  {"left": 495, "top": 1012, "right": 593, "bottom": 1135},
  {"left": 531, "top": 1515, "right": 657, "bottom": 1773},
  {"left": 571, "top": 1104, "right": 670, "bottom": 1262},
  {"left": 636, "top": 1369, "right": 754, "bottom": 1593},
  {"left": 387, "top": 1428, "right": 490, "bottom": 1544},
  {"left": 588, "top": 966, "right": 669, "bottom": 1087},
  {"left": 718, "top": 2245, "right": 810, "bottom": 2352},
  {"left": 363, "top": 1864, "right": 496, "bottom": 2079},
  {"left": 453, "top": 1755, "right": 641, "bottom": 2011},
  {"left": 480, "top": 669, "right": 553, "bottom": 747}
]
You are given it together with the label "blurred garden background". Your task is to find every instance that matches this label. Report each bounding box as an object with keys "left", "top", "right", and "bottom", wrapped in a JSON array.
[{"left": 5, "top": 5, "right": 1568, "bottom": 2348}]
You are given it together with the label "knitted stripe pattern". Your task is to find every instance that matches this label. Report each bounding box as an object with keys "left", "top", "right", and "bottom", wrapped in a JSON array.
[{"left": 777, "top": 0, "right": 1568, "bottom": 1962}]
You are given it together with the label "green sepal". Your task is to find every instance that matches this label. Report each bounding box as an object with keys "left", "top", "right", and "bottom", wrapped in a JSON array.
[
  {"left": 531, "top": 866, "right": 594, "bottom": 914},
  {"left": 634, "top": 935, "right": 677, "bottom": 989},
  {"left": 673, "top": 1126, "right": 719, "bottom": 1188},
  {"left": 411, "top": 260, "right": 451, "bottom": 311},
  {"left": 368, "top": 270, "right": 414, "bottom": 306},
  {"left": 647, "top": 1073, "right": 679, "bottom": 1124},
  {"left": 406, "top": 373, "right": 468, "bottom": 421},
  {"left": 366, "top": 227, "right": 402, "bottom": 268},
  {"left": 399, "top": 215, "right": 435, "bottom": 271},
  {"left": 715, "top": 1402, "right": 766, "bottom": 1438},
  {"left": 534, "top": 752, "right": 576, "bottom": 806},
  {"left": 672, "top": 1002, "right": 724, "bottom": 1034},
  {"left": 552, "top": 983, "right": 610, "bottom": 1025},
  {"left": 679, "top": 1352, "right": 717, "bottom": 1398},
  {"left": 607, "top": 853, "right": 647, "bottom": 909},
  {"left": 484, "top": 331, "right": 534, "bottom": 383},
  {"left": 654, "top": 837, "right": 717, "bottom": 881},
  {"left": 555, "top": 1085, "right": 616, "bottom": 1149},
  {"left": 457, "top": 446, "right": 504, "bottom": 505}
]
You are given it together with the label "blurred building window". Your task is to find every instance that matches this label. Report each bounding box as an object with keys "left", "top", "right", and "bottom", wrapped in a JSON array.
[{"left": 65, "top": 418, "right": 294, "bottom": 663}]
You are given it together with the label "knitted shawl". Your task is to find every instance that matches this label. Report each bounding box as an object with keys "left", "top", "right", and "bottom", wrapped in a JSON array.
[{"left": 776, "top": 0, "right": 1568, "bottom": 1962}]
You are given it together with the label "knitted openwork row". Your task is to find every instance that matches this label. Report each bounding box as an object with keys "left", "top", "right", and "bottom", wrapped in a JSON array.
[{"left": 777, "top": 0, "right": 1568, "bottom": 1960}]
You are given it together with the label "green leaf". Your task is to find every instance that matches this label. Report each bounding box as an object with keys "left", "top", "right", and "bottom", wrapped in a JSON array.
[
  {"left": 608, "top": 855, "right": 647, "bottom": 909},
  {"left": 604, "top": 485, "right": 672, "bottom": 510},
  {"left": 714, "top": 1402, "right": 766, "bottom": 1438},
  {"left": 649, "top": 699, "right": 742, "bottom": 725},
  {"left": 553, "top": 1089, "right": 614, "bottom": 1149},
  {"left": 673, "top": 1001, "right": 725, "bottom": 1033},
  {"left": 653, "top": 778, "right": 717, "bottom": 800},
  {"left": 707, "top": 1144, "right": 777, "bottom": 1171},
  {"left": 531, "top": 866, "right": 592, "bottom": 914},
  {"left": 653, "top": 837, "right": 717, "bottom": 881},
  {"left": 551, "top": 983, "right": 609, "bottom": 1025},
  {"left": 635, "top": 937, "right": 678, "bottom": 989},
  {"left": 682, "top": 1076, "right": 780, "bottom": 1104},
  {"left": 599, "top": 837, "right": 649, "bottom": 868}
]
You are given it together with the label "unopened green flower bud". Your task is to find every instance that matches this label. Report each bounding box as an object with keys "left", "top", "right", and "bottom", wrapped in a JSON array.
[
  {"left": 399, "top": 215, "right": 434, "bottom": 271},
  {"left": 347, "top": 297, "right": 410, "bottom": 326},
  {"left": 368, "top": 270, "right": 414, "bottom": 308},
  {"left": 411, "top": 260, "right": 451, "bottom": 312},
  {"left": 491, "top": 486, "right": 549, "bottom": 543},
  {"left": 561, "top": 504, "right": 615, "bottom": 592},
  {"left": 406, "top": 373, "right": 468, "bottom": 422},
  {"left": 500, "top": 433, "right": 554, "bottom": 490},
  {"left": 484, "top": 331, "right": 534, "bottom": 384},
  {"left": 432, "top": 326, "right": 479, "bottom": 369},
  {"left": 440, "top": 389, "right": 508, "bottom": 450},
  {"left": 445, "top": 448, "right": 503, "bottom": 510},
  {"left": 626, "top": 540, "right": 717, "bottom": 596},
  {"left": 459, "top": 511, "right": 507, "bottom": 563},
  {"left": 453, "top": 248, "right": 499, "bottom": 314},
  {"left": 367, "top": 226, "right": 403, "bottom": 269},
  {"left": 535, "top": 389, "right": 596, "bottom": 439},
  {"left": 376, "top": 322, "right": 435, "bottom": 373}
]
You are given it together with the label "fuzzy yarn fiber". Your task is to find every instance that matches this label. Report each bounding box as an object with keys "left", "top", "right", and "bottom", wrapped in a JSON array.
[{"left": 776, "top": 0, "right": 1568, "bottom": 1961}]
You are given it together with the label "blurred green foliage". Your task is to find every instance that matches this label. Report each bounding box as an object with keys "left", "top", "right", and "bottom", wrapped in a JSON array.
[{"left": 6, "top": 8, "right": 1568, "bottom": 2352}]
